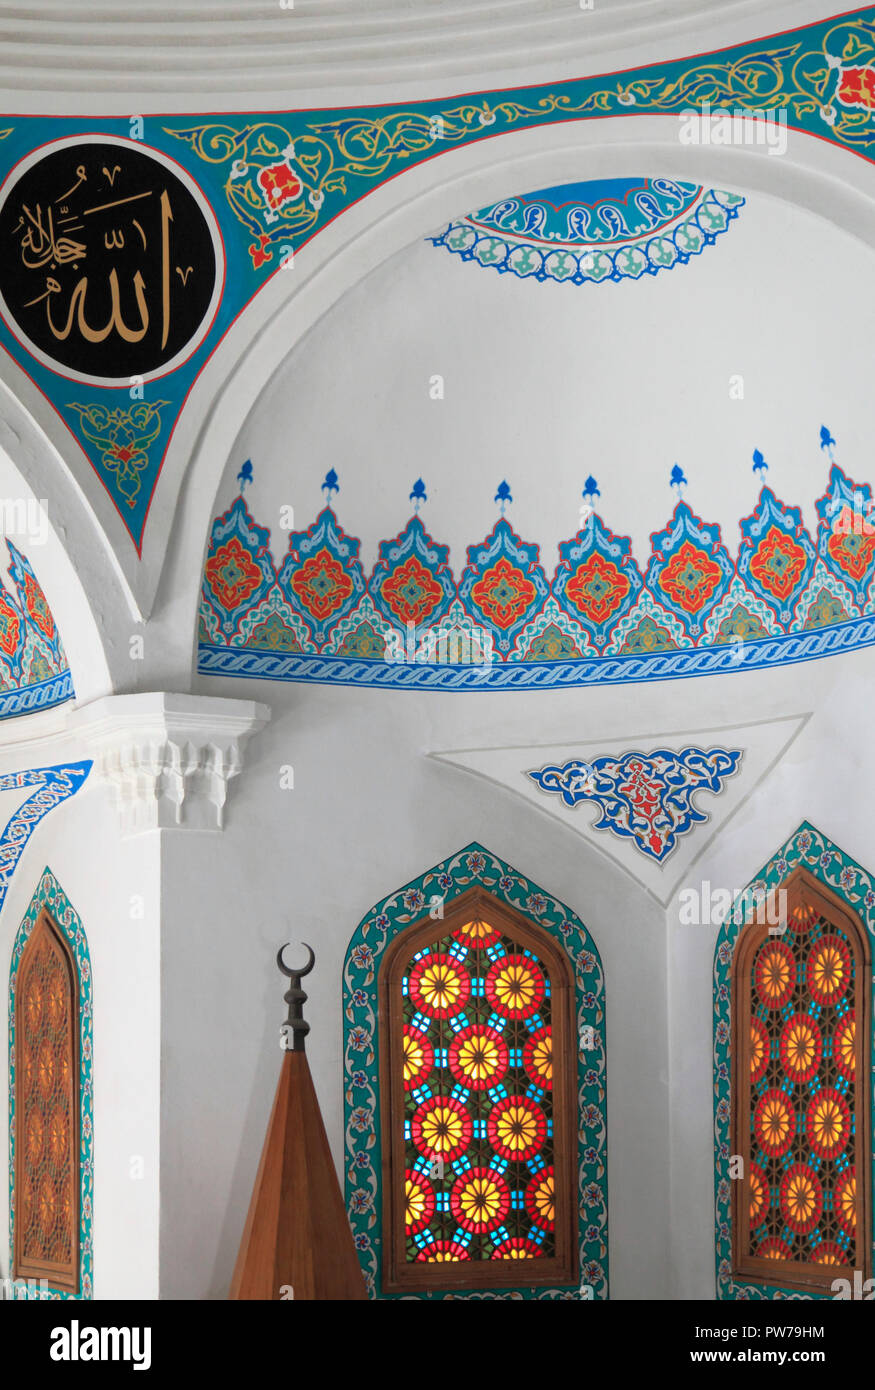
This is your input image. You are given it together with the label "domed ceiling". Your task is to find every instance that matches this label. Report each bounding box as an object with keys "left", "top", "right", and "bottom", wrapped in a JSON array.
[{"left": 198, "top": 174, "right": 875, "bottom": 691}]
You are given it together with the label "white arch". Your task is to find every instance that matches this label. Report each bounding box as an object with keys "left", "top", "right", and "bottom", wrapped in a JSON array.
[
  {"left": 0, "top": 378, "right": 125, "bottom": 710},
  {"left": 123, "top": 113, "right": 875, "bottom": 681}
]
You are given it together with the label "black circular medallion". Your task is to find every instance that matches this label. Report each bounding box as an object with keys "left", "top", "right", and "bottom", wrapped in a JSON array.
[{"left": 0, "top": 138, "right": 221, "bottom": 383}]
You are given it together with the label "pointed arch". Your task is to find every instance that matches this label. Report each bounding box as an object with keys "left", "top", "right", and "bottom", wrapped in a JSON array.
[
  {"left": 342, "top": 842, "right": 607, "bottom": 1300},
  {"left": 8, "top": 868, "right": 93, "bottom": 1299},
  {"left": 714, "top": 827, "right": 873, "bottom": 1300}
]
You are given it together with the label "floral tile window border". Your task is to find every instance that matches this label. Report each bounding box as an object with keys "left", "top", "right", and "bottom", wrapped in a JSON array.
[
  {"left": 8, "top": 867, "right": 93, "bottom": 1300},
  {"left": 714, "top": 822, "right": 874, "bottom": 1300},
  {"left": 342, "top": 842, "right": 608, "bottom": 1300}
]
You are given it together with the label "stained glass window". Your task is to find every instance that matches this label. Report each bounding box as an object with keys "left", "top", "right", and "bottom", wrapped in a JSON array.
[
  {"left": 13, "top": 908, "right": 79, "bottom": 1293},
  {"left": 733, "top": 869, "right": 870, "bottom": 1291},
  {"left": 380, "top": 888, "right": 576, "bottom": 1292}
]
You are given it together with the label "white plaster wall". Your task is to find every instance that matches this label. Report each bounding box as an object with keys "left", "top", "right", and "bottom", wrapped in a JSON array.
[
  {"left": 212, "top": 188, "right": 875, "bottom": 582},
  {"left": 159, "top": 679, "right": 669, "bottom": 1300},
  {"left": 0, "top": 759, "right": 161, "bottom": 1301}
]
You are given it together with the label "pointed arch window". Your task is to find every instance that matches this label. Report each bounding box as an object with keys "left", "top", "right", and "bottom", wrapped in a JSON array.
[
  {"left": 379, "top": 887, "right": 577, "bottom": 1293},
  {"left": 732, "top": 867, "right": 871, "bottom": 1292},
  {"left": 13, "top": 907, "right": 80, "bottom": 1293}
]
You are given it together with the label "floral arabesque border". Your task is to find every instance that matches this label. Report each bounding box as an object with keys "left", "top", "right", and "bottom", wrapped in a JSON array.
[
  {"left": 342, "top": 842, "right": 608, "bottom": 1300},
  {"left": 713, "top": 821, "right": 875, "bottom": 1300},
  {"left": 199, "top": 457, "right": 875, "bottom": 691}
]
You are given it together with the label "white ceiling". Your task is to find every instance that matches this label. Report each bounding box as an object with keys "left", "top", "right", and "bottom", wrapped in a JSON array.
[{"left": 0, "top": 0, "right": 836, "bottom": 102}]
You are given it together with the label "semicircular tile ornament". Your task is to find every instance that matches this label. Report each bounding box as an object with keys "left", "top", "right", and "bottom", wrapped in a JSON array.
[{"left": 428, "top": 178, "right": 745, "bottom": 287}]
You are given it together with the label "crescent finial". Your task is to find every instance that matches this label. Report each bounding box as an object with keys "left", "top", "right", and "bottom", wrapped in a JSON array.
[{"left": 277, "top": 942, "right": 315, "bottom": 979}]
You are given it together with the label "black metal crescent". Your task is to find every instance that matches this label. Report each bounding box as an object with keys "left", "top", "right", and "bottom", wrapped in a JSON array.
[{"left": 276, "top": 941, "right": 315, "bottom": 978}]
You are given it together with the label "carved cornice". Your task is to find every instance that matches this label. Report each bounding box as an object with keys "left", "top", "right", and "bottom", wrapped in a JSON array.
[
  {"left": 0, "top": 0, "right": 792, "bottom": 102},
  {"left": 67, "top": 691, "right": 270, "bottom": 835}
]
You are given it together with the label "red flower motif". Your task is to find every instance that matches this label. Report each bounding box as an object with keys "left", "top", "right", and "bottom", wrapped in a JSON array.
[
  {"left": 754, "top": 939, "right": 795, "bottom": 1009},
  {"left": 379, "top": 555, "right": 444, "bottom": 626},
  {"left": 525, "top": 1165, "right": 555, "bottom": 1230},
  {"left": 290, "top": 547, "right": 354, "bottom": 623},
  {"left": 834, "top": 1167, "right": 856, "bottom": 1238},
  {"left": 450, "top": 1166, "right": 511, "bottom": 1233},
  {"left": 838, "top": 65, "right": 875, "bottom": 111},
  {"left": 564, "top": 553, "right": 630, "bottom": 624},
  {"left": 806, "top": 934, "right": 851, "bottom": 1007},
  {"left": 779, "top": 1162, "right": 823, "bottom": 1235},
  {"left": 452, "top": 917, "right": 498, "bottom": 947},
  {"left": 205, "top": 537, "right": 264, "bottom": 612},
  {"left": 22, "top": 572, "right": 55, "bottom": 642},
  {"left": 811, "top": 1240, "right": 845, "bottom": 1265},
  {"left": 657, "top": 540, "right": 723, "bottom": 614},
  {"left": 779, "top": 1012, "right": 822, "bottom": 1084},
  {"left": 491, "top": 1236, "right": 544, "bottom": 1260},
  {"left": 806, "top": 1087, "right": 850, "bottom": 1160},
  {"left": 404, "top": 1169, "right": 435, "bottom": 1235},
  {"left": 487, "top": 1094, "right": 548, "bottom": 1161},
  {"left": 834, "top": 1010, "right": 856, "bottom": 1081},
  {"left": 257, "top": 160, "right": 303, "bottom": 211},
  {"left": 748, "top": 527, "right": 807, "bottom": 601},
  {"left": 826, "top": 516, "right": 875, "bottom": 580},
  {"left": 749, "top": 1016, "right": 770, "bottom": 1086},
  {"left": 485, "top": 954, "right": 545, "bottom": 1020},
  {"left": 447, "top": 1025, "right": 508, "bottom": 1091},
  {"left": 617, "top": 758, "right": 666, "bottom": 858},
  {"left": 756, "top": 1235, "right": 792, "bottom": 1261},
  {"left": 523, "top": 1025, "right": 553, "bottom": 1090},
  {"left": 415, "top": 1239, "right": 470, "bottom": 1262},
  {"left": 469, "top": 557, "right": 536, "bottom": 630},
  {"left": 410, "top": 1095, "right": 472, "bottom": 1161},
  {"left": 248, "top": 233, "right": 273, "bottom": 270},
  {"left": 0, "top": 593, "right": 21, "bottom": 657},
  {"left": 402, "top": 1025, "right": 434, "bottom": 1090},
  {"left": 754, "top": 1087, "right": 794, "bottom": 1158},
  {"left": 407, "top": 952, "right": 470, "bottom": 1019}
]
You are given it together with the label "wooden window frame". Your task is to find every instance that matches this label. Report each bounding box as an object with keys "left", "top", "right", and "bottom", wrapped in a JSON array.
[
  {"left": 731, "top": 867, "right": 871, "bottom": 1293},
  {"left": 13, "top": 906, "right": 80, "bottom": 1294},
  {"left": 379, "top": 886, "right": 578, "bottom": 1294}
]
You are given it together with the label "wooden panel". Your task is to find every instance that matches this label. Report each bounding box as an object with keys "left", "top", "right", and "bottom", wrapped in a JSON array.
[
  {"left": 732, "top": 867, "right": 871, "bottom": 1293},
  {"left": 13, "top": 908, "right": 79, "bottom": 1293}
]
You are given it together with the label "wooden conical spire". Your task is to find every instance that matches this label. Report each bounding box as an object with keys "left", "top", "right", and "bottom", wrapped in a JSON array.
[{"left": 229, "top": 943, "right": 367, "bottom": 1300}]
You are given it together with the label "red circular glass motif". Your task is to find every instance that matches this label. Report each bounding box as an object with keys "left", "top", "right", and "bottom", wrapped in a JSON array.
[
  {"left": 754, "top": 939, "right": 795, "bottom": 1009},
  {"left": 485, "top": 954, "right": 545, "bottom": 1020}
]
